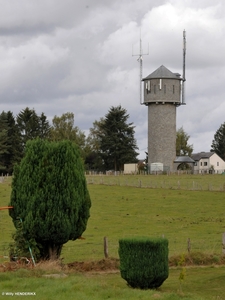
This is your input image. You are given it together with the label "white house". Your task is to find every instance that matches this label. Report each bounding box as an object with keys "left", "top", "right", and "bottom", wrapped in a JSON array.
[{"left": 191, "top": 152, "right": 225, "bottom": 174}]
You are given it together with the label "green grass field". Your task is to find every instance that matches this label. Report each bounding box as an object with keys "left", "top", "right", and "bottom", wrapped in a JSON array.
[
  {"left": 86, "top": 173, "right": 225, "bottom": 191},
  {"left": 0, "top": 265, "right": 225, "bottom": 299},
  {"left": 1, "top": 175, "right": 225, "bottom": 299}
]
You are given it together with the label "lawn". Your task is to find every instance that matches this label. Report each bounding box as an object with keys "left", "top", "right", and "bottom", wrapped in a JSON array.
[
  {"left": 1, "top": 175, "right": 225, "bottom": 261},
  {"left": 1, "top": 175, "right": 225, "bottom": 299},
  {"left": 1, "top": 266, "right": 225, "bottom": 299}
]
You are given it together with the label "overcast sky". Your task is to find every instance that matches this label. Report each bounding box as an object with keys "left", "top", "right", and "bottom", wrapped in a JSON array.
[{"left": 0, "top": 0, "right": 225, "bottom": 158}]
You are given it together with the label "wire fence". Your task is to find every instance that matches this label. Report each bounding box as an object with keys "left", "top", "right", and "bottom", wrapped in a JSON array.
[{"left": 86, "top": 173, "right": 225, "bottom": 192}]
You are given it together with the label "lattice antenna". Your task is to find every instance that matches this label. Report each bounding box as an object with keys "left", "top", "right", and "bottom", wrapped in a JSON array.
[
  {"left": 133, "top": 32, "right": 149, "bottom": 104},
  {"left": 182, "top": 30, "right": 186, "bottom": 104}
]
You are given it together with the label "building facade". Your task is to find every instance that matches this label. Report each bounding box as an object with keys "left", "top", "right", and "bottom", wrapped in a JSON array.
[{"left": 192, "top": 152, "right": 225, "bottom": 174}]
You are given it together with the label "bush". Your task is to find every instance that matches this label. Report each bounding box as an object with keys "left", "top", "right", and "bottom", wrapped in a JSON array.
[
  {"left": 118, "top": 237, "right": 169, "bottom": 289},
  {"left": 9, "top": 139, "right": 91, "bottom": 260}
]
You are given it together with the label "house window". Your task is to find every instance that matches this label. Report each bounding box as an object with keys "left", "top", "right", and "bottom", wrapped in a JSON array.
[
  {"left": 217, "top": 162, "right": 219, "bottom": 166},
  {"left": 194, "top": 162, "right": 197, "bottom": 166},
  {"left": 200, "top": 162, "right": 202, "bottom": 166},
  {"left": 204, "top": 162, "right": 207, "bottom": 166}
]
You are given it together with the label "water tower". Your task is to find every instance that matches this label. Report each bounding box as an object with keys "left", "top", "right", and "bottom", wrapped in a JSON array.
[{"left": 142, "top": 31, "right": 186, "bottom": 172}]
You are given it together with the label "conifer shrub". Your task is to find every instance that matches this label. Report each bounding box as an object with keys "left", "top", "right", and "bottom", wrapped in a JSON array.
[
  {"left": 118, "top": 237, "right": 169, "bottom": 289},
  {"left": 9, "top": 139, "right": 91, "bottom": 261}
]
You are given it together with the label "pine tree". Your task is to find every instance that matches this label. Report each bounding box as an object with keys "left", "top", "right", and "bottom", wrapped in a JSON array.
[
  {"left": 16, "top": 107, "right": 40, "bottom": 147},
  {"left": 16, "top": 108, "right": 50, "bottom": 152},
  {"left": 99, "top": 106, "right": 139, "bottom": 171},
  {"left": 6, "top": 111, "right": 22, "bottom": 173},
  {"left": 9, "top": 139, "right": 91, "bottom": 260},
  {"left": 39, "top": 112, "right": 51, "bottom": 139},
  {"left": 85, "top": 119, "right": 105, "bottom": 171},
  {"left": 211, "top": 122, "right": 225, "bottom": 160},
  {"left": 0, "top": 112, "right": 10, "bottom": 173}
]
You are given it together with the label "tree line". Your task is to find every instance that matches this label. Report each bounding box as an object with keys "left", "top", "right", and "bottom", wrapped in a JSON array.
[
  {"left": 176, "top": 123, "right": 225, "bottom": 162},
  {"left": 1, "top": 105, "right": 224, "bottom": 174},
  {"left": 0, "top": 106, "right": 139, "bottom": 174}
]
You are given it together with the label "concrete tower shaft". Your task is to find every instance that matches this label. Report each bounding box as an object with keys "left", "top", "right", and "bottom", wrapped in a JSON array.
[
  {"left": 142, "top": 65, "right": 182, "bottom": 172},
  {"left": 148, "top": 103, "right": 176, "bottom": 171}
]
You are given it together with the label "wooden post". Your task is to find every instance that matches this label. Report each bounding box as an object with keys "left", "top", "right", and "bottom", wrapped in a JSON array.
[
  {"left": 222, "top": 233, "right": 225, "bottom": 254},
  {"left": 104, "top": 237, "right": 108, "bottom": 258},
  {"left": 187, "top": 238, "right": 191, "bottom": 253}
]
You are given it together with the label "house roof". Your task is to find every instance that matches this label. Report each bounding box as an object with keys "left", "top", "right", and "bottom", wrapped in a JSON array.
[
  {"left": 142, "top": 65, "right": 181, "bottom": 81},
  {"left": 174, "top": 156, "right": 195, "bottom": 163},
  {"left": 191, "top": 152, "right": 214, "bottom": 161}
]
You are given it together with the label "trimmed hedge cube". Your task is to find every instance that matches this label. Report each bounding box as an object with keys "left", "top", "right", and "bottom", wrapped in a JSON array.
[{"left": 118, "top": 237, "right": 169, "bottom": 289}]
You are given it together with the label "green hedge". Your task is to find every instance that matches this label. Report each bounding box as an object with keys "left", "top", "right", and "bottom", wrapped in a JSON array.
[{"left": 118, "top": 237, "right": 169, "bottom": 289}]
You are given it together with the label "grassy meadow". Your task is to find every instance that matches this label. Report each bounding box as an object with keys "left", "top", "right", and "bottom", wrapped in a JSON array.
[
  {"left": 1, "top": 174, "right": 225, "bottom": 299},
  {"left": 1, "top": 266, "right": 225, "bottom": 300},
  {"left": 86, "top": 173, "right": 225, "bottom": 191}
]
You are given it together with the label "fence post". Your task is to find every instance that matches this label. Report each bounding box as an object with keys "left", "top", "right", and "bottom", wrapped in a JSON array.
[
  {"left": 187, "top": 238, "right": 191, "bottom": 253},
  {"left": 104, "top": 237, "right": 108, "bottom": 258},
  {"left": 222, "top": 233, "right": 225, "bottom": 254}
]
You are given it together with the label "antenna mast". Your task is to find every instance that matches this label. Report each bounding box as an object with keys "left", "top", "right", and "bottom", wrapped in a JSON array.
[
  {"left": 133, "top": 33, "right": 149, "bottom": 104},
  {"left": 182, "top": 30, "right": 186, "bottom": 104}
]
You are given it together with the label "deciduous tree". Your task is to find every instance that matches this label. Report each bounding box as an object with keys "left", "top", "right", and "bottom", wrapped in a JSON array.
[
  {"left": 176, "top": 127, "right": 193, "bottom": 156},
  {"left": 50, "top": 112, "right": 86, "bottom": 158}
]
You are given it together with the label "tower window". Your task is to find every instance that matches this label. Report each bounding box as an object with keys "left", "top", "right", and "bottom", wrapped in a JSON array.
[
  {"left": 146, "top": 82, "right": 151, "bottom": 94},
  {"left": 164, "top": 85, "right": 166, "bottom": 94}
]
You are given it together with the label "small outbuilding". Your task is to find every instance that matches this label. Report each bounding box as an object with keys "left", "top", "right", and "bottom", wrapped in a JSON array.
[{"left": 174, "top": 156, "right": 195, "bottom": 171}]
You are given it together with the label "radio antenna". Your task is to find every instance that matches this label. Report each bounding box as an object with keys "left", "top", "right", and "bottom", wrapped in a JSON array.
[
  {"left": 182, "top": 30, "right": 186, "bottom": 104},
  {"left": 133, "top": 31, "right": 149, "bottom": 104}
]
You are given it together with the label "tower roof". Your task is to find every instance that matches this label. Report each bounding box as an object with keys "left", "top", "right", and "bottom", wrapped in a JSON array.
[{"left": 142, "top": 65, "right": 181, "bottom": 80}]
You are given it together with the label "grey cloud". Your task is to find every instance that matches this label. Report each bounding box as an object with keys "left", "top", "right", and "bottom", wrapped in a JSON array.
[{"left": 0, "top": 0, "right": 225, "bottom": 159}]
